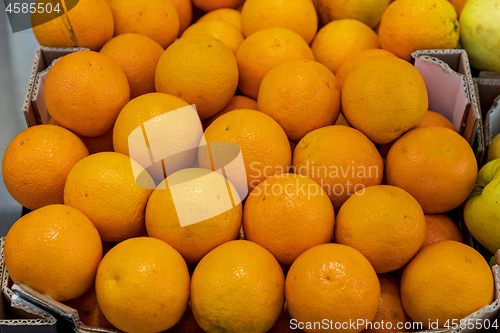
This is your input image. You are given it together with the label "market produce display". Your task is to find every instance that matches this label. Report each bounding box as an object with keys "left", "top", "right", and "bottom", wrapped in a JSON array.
[{"left": 2, "top": 0, "right": 500, "bottom": 332}]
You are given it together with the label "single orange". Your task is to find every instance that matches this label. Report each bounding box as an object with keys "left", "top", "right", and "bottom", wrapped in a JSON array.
[
  {"left": 2, "top": 125, "right": 88, "bottom": 210},
  {"left": 311, "top": 19, "right": 380, "bottom": 74},
  {"left": 64, "top": 152, "right": 154, "bottom": 242},
  {"left": 401, "top": 241, "right": 494, "bottom": 328},
  {"left": 378, "top": 0, "right": 460, "bottom": 61},
  {"left": 192, "top": 0, "right": 245, "bottom": 11},
  {"left": 258, "top": 59, "right": 341, "bottom": 142},
  {"left": 146, "top": 168, "right": 242, "bottom": 264},
  {"left": 99, "top": 33, "right": 164, "bottom": 99},
  {"left": 342, "top": 56, "right": 428, "bottom": 144},
  {"left": 335, "top": 185, "right": 426, "bottom": 273},
  {"left": 313, "top": 0, "right": 391, "bottom": 28},
  {"left": 293, "top": 125, "right": 384, "bottom": 210},
  {"left": 386, "top": 127, "right": 477, "bottom": 213},
  {"left": 202, "top": 94, "right": 258, "bottom": 128},
  {"left": 191, "top": 240, "right": 285, "bottom": 333},
  {"left": 418, "top": 110, "right": 458, "bottom": 131},
  {"left": 197, "top": 8, "right": 242, "bottom": 31},
  {"left": 243, "top": 173, "right": 335, "bottom": 266},
  {"left": 286, "top": 243, "right": 380, "bottom": 333},
  {"left": 199, "top": 109, "right": 292, "bottom": 192},
  {"left": 181, "top": 20, "right": 244, "bottom": 55},
  {"left": 95, "top": 237, "right": 190, "bottom": 332},
  {"left": 108, "top": 0, "right": 179, "bottom": 48},
  {"left": 44, "top": 50, "right": 130, "bottom": 137},
  {"left": 4, "top": 204, "right": 102, "bottom": 301},
  {"left": 79, "top": 126, "right": 114, "bottom": 155},
  {"left": 365, "top": 274, "right": 413, "bottom": 333},
  {"left": 32, "top": 0, "right": 114, "bottom": 51},
  {"left": 235, "top": 27, "right": 314, "bottom": 99},
  {"left": 422, "top": 214, "right": 463, "bottom": 248},
  {"left": 170, "top": 0, "right": 193, "bottom": 33},
  {"left": 241, "top": 0, "right": 318, "bottom": 44},
  {"left": 155, "top": 35, "right": 238, "bottom": 119}
]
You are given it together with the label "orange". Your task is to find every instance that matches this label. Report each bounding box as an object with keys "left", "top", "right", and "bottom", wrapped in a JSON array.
[
  {"left": 170, "top": 0, "right": 193, "bottom": 33},
  {"left": 192, "top": 0, "right": 245, "bottom": 11},
  {"left": 197, "top": 8, "right": 242, "bottom": 31},
  {"left": 99, "top": 33, "right": 164, "bottom": 99},
  {"left": 202, "top": 94, "right": 258, "bottom": 128},
  {"left": 285, "top": 243, "right": 380, "bottom": 333},
  {"left": 293, "top": 125, "right": 384, "bottom": 210},
  {"left": 313, "top": 0, "right": 391, "bottom": 28},
  {"left": 44, "top": 51, "right": 130, "bottom": 137},
  {"left": 236, "top": 27, "right": 314, "bottom": 99},
  {"left": 243, "top": 173, "right": 335, "bottom": 266},
  {"left": 335, "top": 48, "right": 396, "bottom": 91},
  {"left": 311, "top": 19, "right": 380, "bottom": 74},
  {"left": 418, "top": 110, "right": 458, "bottom": 131},
  {"left": 386, "top": 127, "right": 477, "bottom": 213},
  {"left": 342, "top": 56, "right": 428, "bottom": 144},
  {"left": 79, "top": 126, "right": 114, "bottom": 154},
  {"left": 422, "top": 214, "right": 463, "bottom": 248},
  {"left": 181, "top": 20, "right": 244, "bottom": 55},
  {"left": 379, "top": 0, "right": 460, "bottom": 61},
  {"left": 108, "top": 0, "right": 179, "bottom": 48},
  {"left": 241, "top": 0, "right": 318, "bottom": 44},
  {"left": 199, "top": 109, "right": 292, "bottom": 192},
  {"left": 146, "top": 168, "right": 242, "bottom": 264},
  {"left": 32, "top": 0, "right": 113, "bottom": 51},
  {"left": 155, "top": 35, "right": 238, "bottom": 119},
  {"left": 191, "top": 240, "right": 285, "bottom": 333},
  {"left": 4, "top": 204, "right": 102, "bottom": 301},
  {"left": 335, "top": 185, "right": 426, "bottom": 273},
  {"left": 365, "top": 274, "right": 412, "bottom": 333},
  {"left": 95, "top": 237, "right": 190, "bottom": 332},
  {"left": 64, "top": 152, "right": 154, "bottom": 242},
  {"left": 449, "top": 0, "right": 468, "bottom": 17},
  {"left": 401, "top": 241, "right": 494, "bottom": 328},
  {"left": 112, "top": 93, "right": 194, "bottom": 181},
  {"left": 2, "top": 125, "right": 88, "bottom": 210},
  {"left": 63, "top": 285, "right": 115, "bottom": 330},
  {"left": 258, "top": 60, "right": 341, "bottom": 142}
]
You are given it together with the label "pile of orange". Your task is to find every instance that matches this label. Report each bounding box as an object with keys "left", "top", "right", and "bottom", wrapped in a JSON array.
[{"left": 2, "top": 0, "right": 494, "bottom": 332}]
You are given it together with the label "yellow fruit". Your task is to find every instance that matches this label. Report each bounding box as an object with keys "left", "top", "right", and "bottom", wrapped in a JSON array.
[
  {"left": 198, "top": 8, "right": 242, "bottom": 31},
  {"left": 313, "top": 0, "right": 391, "bottom": 28},
  {"left": 311, "top": 19, "right": 380, "bottom": 74},
  {"left": 108, "top": 0, "right": 180, "bottom": 48},
  {"left": 99, "top": 33, "right": 164, "bottom": 99},
  {"left": 199, "top": 109, "right": 292, "bottom": 192},
  {"left": 4, "top": 204, "right": 102, "bottom": 301},
  {"left": 386, "top": 127, "right": 477, "bottom": 213},
  {"left": 96, "top": 237, "right": 190, "bottom": 332},
  {"left": 191, "top": 240, "right": 285, "bottom": 333},
  {"left": 64, "top": 152, "right": 154, "bottom": 242},
  {"left": 487, "top": 132, "right": 500, "bottom": 161},
  {"left": 293, "top": 125, "right": 384, "bottom": 210},
  {"left": 155, "top": 35, "right": 238, "bottom": 119},
  {"left": 236, "top": 27, "right": 314, "bottom": 99},
  {"left": 335, "top": 185, "right": 426, "bottom": 273},
  {"left": 379, "top": 0, "right": 460, "bottom": 61},
  {"left": 401, "top": 241, "right": 494, "bottom": 328},
  {"left": 258, "top": 59, "right": 341, "bottom": 142},
  {"left": 2, "top": 125, "right": 88, "bottom": 210},
  {"left": 32, "top": 0, "right": 114, "bottom": 51},
  {"left": 241, "top": 0, "right": 318, "bottom": 44},
  {"left": 146, "top": 168, "right": 242, "bottom": 264},
  {"left": 342, "top": 56, "right": 428, "bottom": 144},
  {"left": 243, "top": 173, "right": 335, "bottom": 266},
  {"left": 286, "top": 243, "right": 380, "bottom": 333},
  {"left": 43, "top": 50, "right": 130, "bottom": 137},
  {"left": 181, "top": 20, "right": 244, "bottom": 55}
]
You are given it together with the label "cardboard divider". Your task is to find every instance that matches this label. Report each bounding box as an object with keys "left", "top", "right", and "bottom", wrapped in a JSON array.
[{"left": 474, "top": 77, "right": 500, "bottom": 164}]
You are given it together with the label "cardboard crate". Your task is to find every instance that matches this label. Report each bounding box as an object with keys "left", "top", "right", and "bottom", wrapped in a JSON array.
[{"left": 4, "top": 46, "right": 499, "bottom": 332}]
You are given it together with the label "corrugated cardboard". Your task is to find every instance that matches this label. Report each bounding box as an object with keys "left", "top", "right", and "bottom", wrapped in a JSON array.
[
  {"left": 474, "top": 77, "right": 500, "bottom": 164},
  {"left": 4, "top": 47, "right": 496, "bottom": 332}
]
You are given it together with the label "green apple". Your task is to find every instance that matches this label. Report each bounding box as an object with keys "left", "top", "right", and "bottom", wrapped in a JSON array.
[
  {"left": 487, "top": 133, "right": 500, "bottom": 162},
  {"left": 460, "top": 0, "right": 500, "bottom": 72},
  {"left": 464, "top": 159, "right": 500, "bottom": 253}
]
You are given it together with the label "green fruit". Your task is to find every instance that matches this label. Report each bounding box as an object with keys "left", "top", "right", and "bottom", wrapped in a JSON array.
[{"left": 460, "top": 0, "right": 500, "bottom": 72}]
